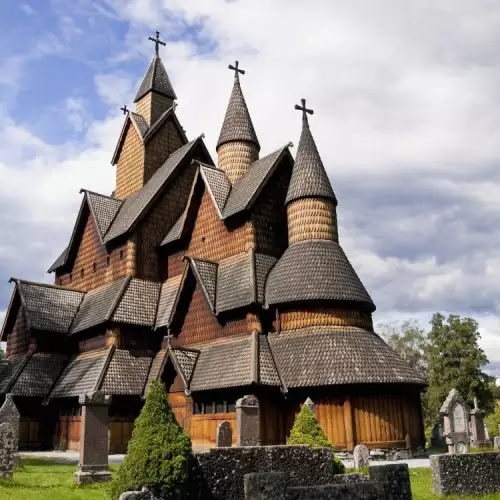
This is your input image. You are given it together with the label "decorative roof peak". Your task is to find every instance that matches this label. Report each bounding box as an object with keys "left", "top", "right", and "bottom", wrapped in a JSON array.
[
  {"left": 134, "top": 31, "right": 177, "bottom": 103},
  {"left": 216, "top": 60, "right": 260, "bottom": 152},
  {"left": 285, "top": 98, "right": 336, "bottom": 205}
]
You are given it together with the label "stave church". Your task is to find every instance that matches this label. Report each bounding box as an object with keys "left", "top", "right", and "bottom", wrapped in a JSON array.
[{"left": 0, "top": 32, "right": 426, "bottom": 453}]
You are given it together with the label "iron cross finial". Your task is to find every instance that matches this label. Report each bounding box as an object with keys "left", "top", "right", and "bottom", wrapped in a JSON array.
[
  {"left": 228, "top": 60, "right": 245, "bottom": 78},
  {"left": 149, "top": 30, "right": 166, "bottom": 56},
  {"left": 120, "top": 105, "right": 129, "bottom": 115},
  {"left": 295, "top": 98, "right": 314, "bottom": 121}
]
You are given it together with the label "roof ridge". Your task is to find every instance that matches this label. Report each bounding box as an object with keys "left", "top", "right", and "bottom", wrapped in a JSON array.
[
  {"left": 9, "top": 278, "right": 84, "bottom": 293},
  {"left": 79, "top": 189, "right": 121, "bottom": 201}
]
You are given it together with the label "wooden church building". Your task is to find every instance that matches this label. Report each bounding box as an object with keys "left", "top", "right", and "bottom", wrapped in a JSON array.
[{"left": 0, "top": 33, "right": 426, "bottom": 453}]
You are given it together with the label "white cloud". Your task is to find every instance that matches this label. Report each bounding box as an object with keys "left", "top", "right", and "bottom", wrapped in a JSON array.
[
  {"left": 20, "top": 4, "right": 36, "bottom": 16},
  {"left": 4, "top": 0, "right": 500, "bottom": 363}
]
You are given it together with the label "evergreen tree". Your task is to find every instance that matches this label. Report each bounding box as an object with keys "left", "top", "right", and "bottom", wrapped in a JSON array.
[
  {"left": 426, "top": 313, "right": 494, "bottom": 421},
  {"left": 110, "top": 381, "right": 192, "bottom": 499},
  {"left": 287, "top": 404, "right": 345, "bottom": 474}
]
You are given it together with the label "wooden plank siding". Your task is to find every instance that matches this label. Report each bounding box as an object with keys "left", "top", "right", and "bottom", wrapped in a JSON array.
[{"left": 190, "top": 413, "right": 237, "bottom": 448}]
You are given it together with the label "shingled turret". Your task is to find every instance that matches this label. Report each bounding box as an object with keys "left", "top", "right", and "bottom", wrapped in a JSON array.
[
  {"left": 286, "top": 99, "right": 338, "bottom": 244},
  {"left": 135, "top": 31, "right": 177, "bottom": 125},
  {"left": 217, "top": 61, "right": 260, "bottom": 183}
]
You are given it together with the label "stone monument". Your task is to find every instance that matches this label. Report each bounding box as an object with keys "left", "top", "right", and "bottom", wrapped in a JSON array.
[
  {"left": 216, "top": 421, "right": 233, "bottom": 448},
  {"left": 494, "top": 436, "right": 500, "bottom": 450},
  {"left": 470, "top": 397, "right": 488, "bottom": 447},
  {"left": 236, "top": 395, "right": 260, "bottom": 446},
  {"left": 0, "top": 394, "right": 20, "bottom": 479},
  {"left": 74, "top": 391, "right": 112, "bottom": 484},
  {"left": 304, "top": 397, "right": 316, "bottom": 414},
  {"left": 439, "top": 389, "right": 470, "bottom": 454},
  {"left": 353, "top": 444, "right": 370, "bottom": 470}
]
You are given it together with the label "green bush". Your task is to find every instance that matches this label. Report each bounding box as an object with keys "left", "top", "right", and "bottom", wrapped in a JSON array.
[
  {"left": 110, "top": 381, "right": 192, "bottom": 499},
  {"left": 485, "top": 410, "right": 500, "bottom": 438},
  {"left": 287, "top": 404, "right": 345, "bottom": 475}
]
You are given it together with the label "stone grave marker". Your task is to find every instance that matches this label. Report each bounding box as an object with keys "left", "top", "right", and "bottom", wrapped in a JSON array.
[
  {"left": 353, "top": 444, "right": 369, "bottom": 470},
  {"left": 75, "top": 391, "right": 112, "bottom": 484},
  {"left": 470, "top": 397, "right": 488, "bottom": 447},
  {"left": 236, "top": 395, "right": 260, "bottom": 446},
  {"left": 0, "top": 394, "right": 20, "bottom": 478},
  {"left": 304, "top": 397, "right": 315, "bottom": 414},
  {"left": 494, "top": 436, "right": 500, "bottom": 450},
  {"left": 216, "top": 421, "right": 233, "bottom": 448},
  {"left": 439, "top": 389, "right": 470, "bottom": 454}
]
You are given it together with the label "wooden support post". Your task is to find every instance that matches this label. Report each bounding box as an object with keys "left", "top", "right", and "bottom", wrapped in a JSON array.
[
  {"left": 402, "top": 394, "right": 412, "bottom": 450},
  {"left": 343, "top": 395, "right": 355, "bottom": 451}
]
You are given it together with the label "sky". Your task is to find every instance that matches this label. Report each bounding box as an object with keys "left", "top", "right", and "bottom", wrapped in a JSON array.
[{"left": 1, "top": 0, "right": 500, "bottom": 374}]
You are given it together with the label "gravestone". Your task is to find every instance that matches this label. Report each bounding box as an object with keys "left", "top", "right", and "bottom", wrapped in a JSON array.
[
  {"left": 0, "top": 394, "right": 20, "bottom": 478},
  {"left": 216, "top": 421, "right": 233, "bottom": 448},
  {"left": 236, "top": 395, "right": 260, "bottom": 446},
  {"left": 430, "top": 422, "right": 446, "bottom": 449},
  {"left": 494, "top": 436, "right": 500, "bottom": 450},
  {"left": 470, "top": 397, "right": 488, "bottom": 447},
  {"left": 304, "top": 397, "right": 315, "bottom": 414},
  {"left": 353, "top": 444, "right": 370, "bottom": 470},
  {"left": 439, "top": 389, "right": 470, "bottom": 454},
  {"left": 74, "top": 391, "right": 112, "bottom": 484}
]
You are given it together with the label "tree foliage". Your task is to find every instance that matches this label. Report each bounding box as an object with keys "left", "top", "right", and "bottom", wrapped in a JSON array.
[
  {"left": 110, "top": 381, "right": 192, "bottom": 500},
  {"left": 378, "top": 319, "right": 428, "bottom": 375},
  {"left": 287, "top": 404, "right": 345, "bottom": 474},
  {"left": 426, "top": 313, "right": 494, "bottom": 422}
]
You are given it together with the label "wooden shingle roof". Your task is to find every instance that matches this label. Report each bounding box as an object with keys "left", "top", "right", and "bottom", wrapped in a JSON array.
[{"left": 134, "top": 56, "right": 177, "bottom": 102}]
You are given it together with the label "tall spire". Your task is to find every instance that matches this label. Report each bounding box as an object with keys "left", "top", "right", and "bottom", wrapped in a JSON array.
[
  {"left": 134, "top": 31, "right": 177, "bottom": 104},
  {"left": 216, "top": 61, "right": 260, "bottom": 152},
  {"left": 285, "top": 99, "right": 336, "bottom": 205}
]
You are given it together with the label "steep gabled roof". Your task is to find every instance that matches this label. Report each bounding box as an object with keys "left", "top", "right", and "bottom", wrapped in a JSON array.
[
  {"left": 6, "top": 280, "right": 84, "bottom": 334},
  {"left": 105, "top": 137, "right": 213, "bottom": 243},
  {"left": 111, "top": 106, "right": 188, "bottom": 166},
  {"left": 199, "top": 164, "right": 231, "bottom": 217},
  {"left": 134, "top": 56, "right": 177, "bottom": 103},
  {"left": 47, "top": 190, "right": 123, "bottom": 273},
  {"left": 155, "top": 274, "right": 185, "bottom": 330},
  {"left": 286, "top": 112, "right": 336, "bottom": 205},
  {"left": 217, "top": 71, "right": 259, "bottom": 151},
  {"left": 223, "top": 144, "right": 292, "bottom": 218},
  {"left": 265, "top": 239, "right": 375, "bottom": 311},
  {"left": 188, "top": 258, "right": 218, "bottom": 313}
]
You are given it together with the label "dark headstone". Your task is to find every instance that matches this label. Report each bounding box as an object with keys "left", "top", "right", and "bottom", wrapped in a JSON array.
[
  {"left": 74, "top": 391, "right": 112, "bottom": 484},
  {"left": 244, "top": 472, "right": 287, "bottom": 500},
  {"left": 236, "top": 395, "right": 260, "bottom": 446},
  {"left": 216, "top": 420, "right": 233, "bottom": 448},
  {"left": 369, "top": 464, "right": 413, "bottom": 500},
  {"left": 470, "top": 398, "right": 487, "bottom": 446}
]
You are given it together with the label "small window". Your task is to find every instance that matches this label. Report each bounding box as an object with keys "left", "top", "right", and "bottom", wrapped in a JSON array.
[
  {"left": 80, "top": 268, "right": 84, "bottom": 278},
  {"left": 119, "top": 249, "right": 124, "bottom": 260},
  {"left": 205, "top": 402, "right": 215, "bottom": 414},
  {"left": 192, "top": 401, "right": 202, "bottom": 415},
  {"left": 106, "top": 255, "right": 110, "bottom": 266},
  {"left": 215, "top": 401, "right": 225, "bottom": 414},
  {"left": 227, "top": 401, "right": 236, "bottom": 413},
  {"left": 93, "top": 262, "right": 97, "bottom": 272}
]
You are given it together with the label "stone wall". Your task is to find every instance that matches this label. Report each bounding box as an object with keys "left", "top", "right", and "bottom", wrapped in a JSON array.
[
  {"left": 118, "top": 447, "right": 413, "bottom": 500},
  {"left": 431, "top": 452, "right": 500, "bottom": 495}
]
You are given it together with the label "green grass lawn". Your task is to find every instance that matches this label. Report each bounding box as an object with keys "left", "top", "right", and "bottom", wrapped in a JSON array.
[{"left": 1, "top": 459, "right": 500, "bottom": 499}]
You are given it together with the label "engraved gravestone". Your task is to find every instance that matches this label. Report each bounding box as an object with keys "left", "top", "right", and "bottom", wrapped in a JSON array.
[
  {"left": 304, "top": 397, "right": 316, "bottom": 414},
  {"left": 0, "top": 394, "right": 20, "bottom": 479},
  {"left": 236, "top": 395, "right": 260, "bottom": 446},
  {"left": 440, "top": 389, "right": 470, "bottom": 454},
  {"left": 353, "top": 444, "right": 370, "bottom": 470},
  {"left": 216, "top": 421, "right": 232, "bottom": 448}
]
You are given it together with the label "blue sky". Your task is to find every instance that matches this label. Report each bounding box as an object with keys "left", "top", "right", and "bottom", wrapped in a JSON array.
[{"left": 1, "top": 0, "right": 500, "bottom": 374}]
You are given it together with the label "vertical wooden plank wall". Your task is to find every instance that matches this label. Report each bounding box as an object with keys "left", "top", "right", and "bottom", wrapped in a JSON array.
[{"left": 190, "top": 413, "right": 237, "bottom": 448}]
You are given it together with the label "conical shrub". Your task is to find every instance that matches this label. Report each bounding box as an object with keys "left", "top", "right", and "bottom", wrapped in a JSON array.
[{"left": 110, "top": 381, "right": 192, "bottom": 499}]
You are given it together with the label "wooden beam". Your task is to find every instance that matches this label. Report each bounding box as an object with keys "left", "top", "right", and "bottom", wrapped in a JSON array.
[{"left": 343, "top": 394, "right": 355, "bottom": 451}]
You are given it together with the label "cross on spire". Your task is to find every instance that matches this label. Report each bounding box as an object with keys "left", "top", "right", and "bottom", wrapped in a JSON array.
[
  {"left": 229, "top": 60, "right": 245, "bottom": 79},
  {"left": 149, "top": 30, "right": 166, "bottom": 56},
  {"left": 120, "top": 105, "right": 129, "bottom": 115},
  {"left": 295, "top": 98, "right": 314, "bottom": 122}
]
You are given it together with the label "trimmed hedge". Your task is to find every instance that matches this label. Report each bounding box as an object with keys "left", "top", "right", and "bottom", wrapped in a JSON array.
[
  {"left": 287, "top": 404, "right": 345, "bottom": 475},
  {"left": 110, "top": 381, "right": 192, "bottom": 499}
]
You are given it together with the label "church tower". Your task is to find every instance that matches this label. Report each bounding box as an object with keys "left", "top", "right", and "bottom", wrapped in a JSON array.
[
  {"left": 216, "top": 61, "right": 260, "bottom": 183},
  {"left": 134, "top": 31, "right": 177, "bottom": 126},
  {"left": 113, "top": 31, "right": 186, "bottom": 200},
  {"left": 286, "top": 99, "right": 338, "bottom": 244}
]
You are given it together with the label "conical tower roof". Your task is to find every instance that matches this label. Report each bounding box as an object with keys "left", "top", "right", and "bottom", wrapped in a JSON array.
[
  {"left": 216, "top": 64, "right": 260, "bottom": 152},
  {"left": 286, "top": 101, "right": 336, "bottom": 205},
  {"left": 134, "top": 56, "right": 177, "bottom": 103}
]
